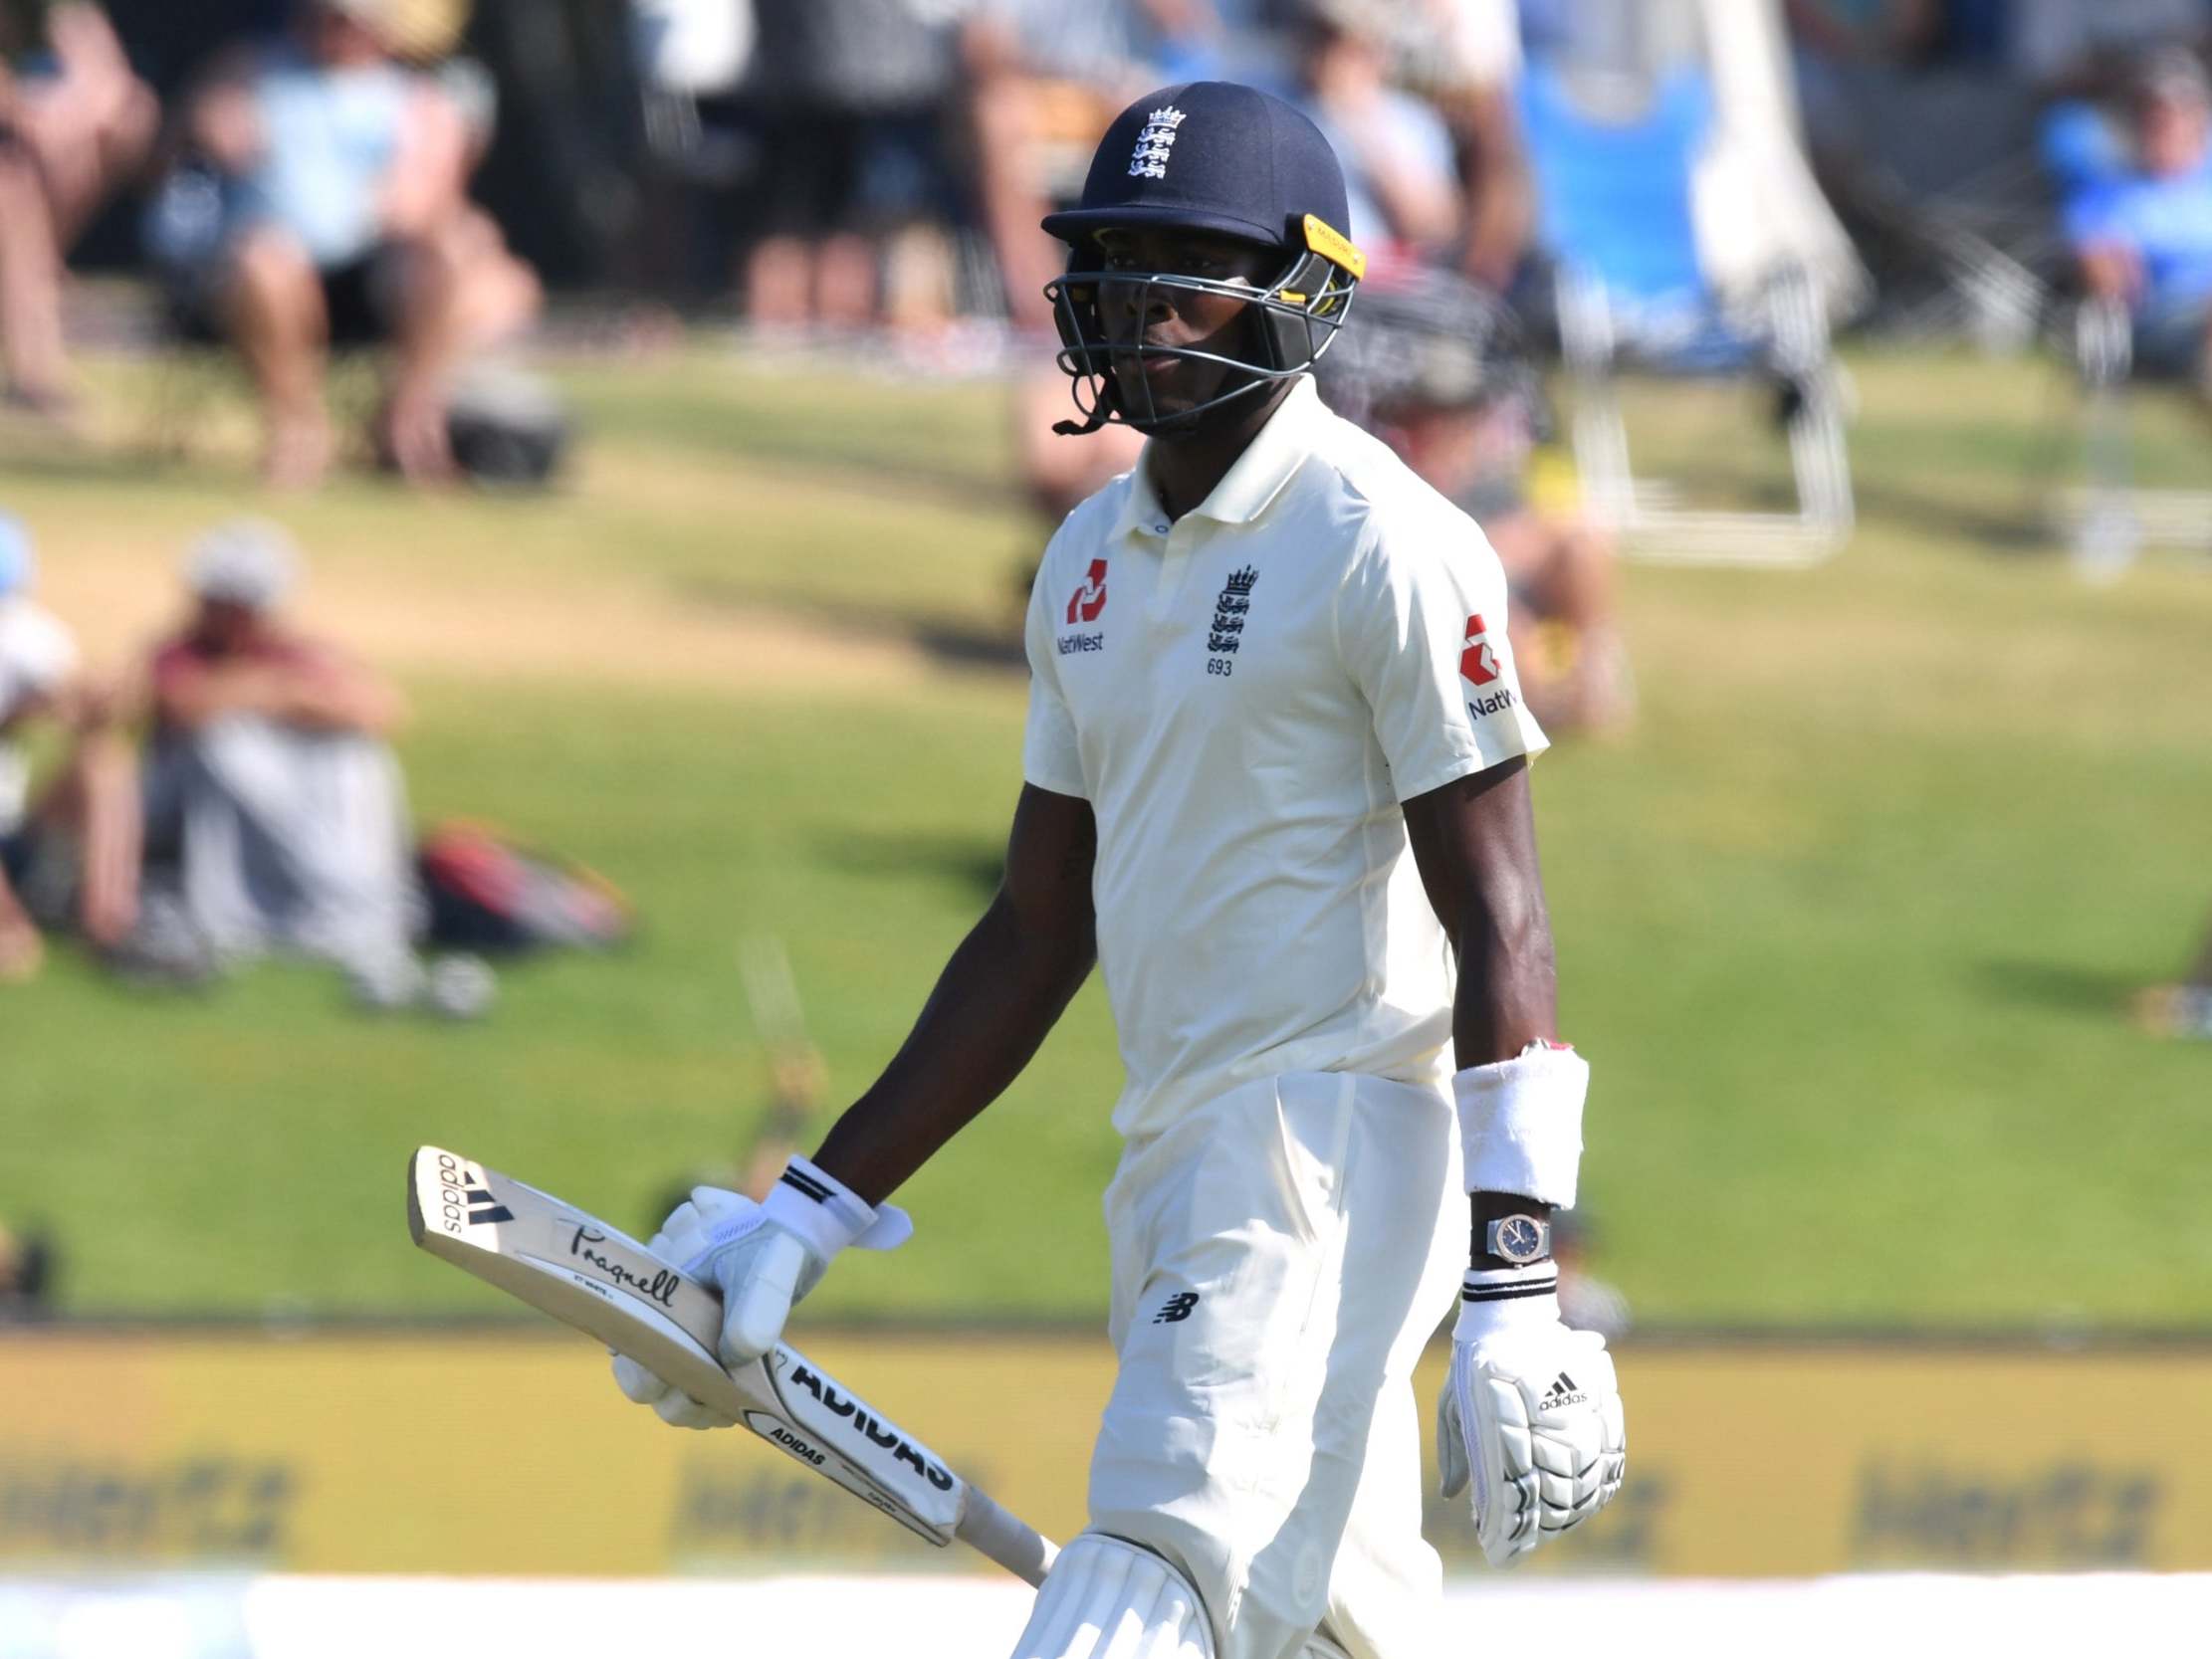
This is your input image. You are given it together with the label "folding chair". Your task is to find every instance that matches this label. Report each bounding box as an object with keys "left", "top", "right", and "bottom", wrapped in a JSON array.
[
  {"left": 2057, "top": 294, "right": 2212, "bottom": 575},
  {"left": 1517, "top": 63, "right": 1854, "bottom": 566}
]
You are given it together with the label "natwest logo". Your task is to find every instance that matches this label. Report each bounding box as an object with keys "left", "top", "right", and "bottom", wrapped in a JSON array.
[
  {"left": 1067, "top": 558, "right": 1108, "bottom": 625},
  {"left": 1459, "top": 613, "right": 1500, "bottom": 687}
]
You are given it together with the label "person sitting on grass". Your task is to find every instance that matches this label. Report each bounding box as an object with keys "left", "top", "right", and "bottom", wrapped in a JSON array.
[
  {"left": 2067, "top": 48, "right": 2212, "bottom": 398},
  {"left": 168, "top": 0, "right": 540, "bottom": 488},
  {"left": 127, "top": 518, "right": 424, "bottom": 1002},
  {"left": 0, "top": 512, "right": 137, "bottom": 981}
]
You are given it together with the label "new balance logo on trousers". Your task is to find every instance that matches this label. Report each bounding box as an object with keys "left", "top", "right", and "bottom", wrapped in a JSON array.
[{"left": 1152, "top": 1291, "right": 1200, "bottom": 1325}]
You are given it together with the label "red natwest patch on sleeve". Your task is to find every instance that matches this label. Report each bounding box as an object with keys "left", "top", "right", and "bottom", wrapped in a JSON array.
[{"left": 1459, "top": 614, "right": 1500, "bottom": 686}]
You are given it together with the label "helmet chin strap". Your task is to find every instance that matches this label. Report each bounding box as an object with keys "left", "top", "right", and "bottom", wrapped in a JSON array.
[
  {"left": 1055, "top": 353, "right": 1276, "bottom": 439},
  {"left": 1051, "top": 362, "right": 1125, "bottom": 436}
]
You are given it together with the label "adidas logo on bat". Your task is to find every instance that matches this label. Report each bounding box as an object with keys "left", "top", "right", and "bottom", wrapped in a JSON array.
[
  {"left": 782, "top": 1362, "right": 957, "bottom": 1493},
  {"left": 464, "top": 1185, "right": 514, "bottom": 1224},
  {"left": 1539, "top": 1371, "right": 1586, "bottom": 1410},
  {"left": 430, "top": 1149, "right": 516, "bottom": 1234}
]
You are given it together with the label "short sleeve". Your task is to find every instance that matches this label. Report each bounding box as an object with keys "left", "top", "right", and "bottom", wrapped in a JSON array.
[
  {"left": 0, "top": 602, "right": 78, "bottom": 721},
  {"left": 1021, "top": 554, "right": 1088, "bottom": 800},
  {"left": 1336, "top": 517, "right": 1548, "bottom": 802}
]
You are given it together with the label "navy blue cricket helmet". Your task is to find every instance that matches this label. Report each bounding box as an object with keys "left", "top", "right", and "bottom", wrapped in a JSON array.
[{"left": 1041, "top": 82, "right": 1366, "bottom": 436}]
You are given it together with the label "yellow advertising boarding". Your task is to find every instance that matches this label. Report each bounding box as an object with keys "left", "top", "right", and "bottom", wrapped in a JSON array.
[{"left": 2, "top": 1330, "right": 2205, "bottom": 1576}]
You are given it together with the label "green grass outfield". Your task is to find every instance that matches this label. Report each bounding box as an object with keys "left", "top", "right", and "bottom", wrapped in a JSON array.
[{"left": 2, "top": 345, "right": 2207, "bottom": 1330}]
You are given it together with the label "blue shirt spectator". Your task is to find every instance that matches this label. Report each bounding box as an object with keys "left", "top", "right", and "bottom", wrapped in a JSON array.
[
  {"left": 1282, "top": 0, "right": 1459, "bottom": 256},
  {"left": 237, "top": 39, "right": 409, "bottom": 269},
  {"left": 2067, "top": 153, "right": 2212, "bottom": 310},
  {"left": 2067, "top": 48, "right": 2212, "bottom": 380}
]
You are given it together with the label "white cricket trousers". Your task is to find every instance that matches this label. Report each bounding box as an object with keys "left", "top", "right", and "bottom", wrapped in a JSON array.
[{"left": 1084, "top": 1071, "right": 1463, "bottom": 1659}]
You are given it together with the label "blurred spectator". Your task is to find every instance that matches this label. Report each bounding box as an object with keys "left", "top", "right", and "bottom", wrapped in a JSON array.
[
  {"left": 966, "top": 2, "right": 1134, "bottom": 336},
  {"left": 0, "top": 1219, "right": 54, "bottom": 1317},
  {"left": 736, "top": 0, "right": 962, "bottom": 335},
  {"left": 626, "top": 0, "right": 756, "bottom": 306},
  {"left": 0, "top": 513, "right": 138, "bottom": 981},
  {"left": 1411, "top": 0, "right": 1536, "bottom": 292},
  {"left": 465, "top": 0, "right": 652, "bottom": 293},
  {"left": 1285, "top": 0, "right": 1461, "bottom": 258},
  {"left": 1321, "top": 267, "right": 1632, "bottom": 733},
  {"left": 2012, "top": 0, "right": 2211, "bottom": 101},
  {"left": 165, "top": 0, "right": 540, "bottom": 487},
  {"left": 0, "top": 2, "right": 156, "bottom": 422},
  {"left": 965, "top": 1, "right": 1212, "bottom": 519},
  {"left": 2066, "top": 49, "right": 2212, "bottom": 394},
  {"left": 125, "top": 518, "right": 426, "bottom": 1002}
]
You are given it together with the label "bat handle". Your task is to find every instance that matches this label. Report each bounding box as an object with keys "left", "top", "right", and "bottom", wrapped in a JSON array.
[{"left": 956, "top": 1484, "right": 1058, "bottom": 1587}]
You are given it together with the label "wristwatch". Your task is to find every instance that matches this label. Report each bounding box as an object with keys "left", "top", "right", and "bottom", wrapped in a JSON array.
[{"left": 1482, "top": 1213, "right": 1552, "bottom": 1265}]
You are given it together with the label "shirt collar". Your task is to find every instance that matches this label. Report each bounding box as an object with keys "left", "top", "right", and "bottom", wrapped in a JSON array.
[{"left": 1111, "top": 375, "right": 1322, "bottom": 543}]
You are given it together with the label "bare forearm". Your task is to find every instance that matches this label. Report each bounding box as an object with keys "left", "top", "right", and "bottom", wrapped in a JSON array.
[
  {"left": 812, "top": 894, "right": 1093, "bottom": 1204},
  {"left": 280, "top": 672, "right": 404, "bottom": 734},
  {"left": 1455, "top": 880, "right": 1561, "bottom": 1257},
  {"left": 1452, "top": 887, "right": 1557, "bottom": 1067},
  {"left": 1448, "top": 90, "right": 1531, "bottom": 287},
  {"left": 159, "top": 663, "right": 402, "bottom": 734}
]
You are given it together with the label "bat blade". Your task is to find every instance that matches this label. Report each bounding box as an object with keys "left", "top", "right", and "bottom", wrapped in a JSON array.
[
  {"left": 407, "top": 1144, "right": 752, "bottom": 1419},
  {"left": 405, "top": 1144, "right": 1046, "bottom": 1572}
]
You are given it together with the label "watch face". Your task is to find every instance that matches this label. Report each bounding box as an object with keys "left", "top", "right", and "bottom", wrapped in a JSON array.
[{"left": 1496, "top": 1215, "right": 1545, "bottom": 1263}]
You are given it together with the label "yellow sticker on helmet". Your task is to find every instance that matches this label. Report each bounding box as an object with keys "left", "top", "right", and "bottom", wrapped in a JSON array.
[{"left": 1302, "top": 214, "right": 1367, "bottom": 279}]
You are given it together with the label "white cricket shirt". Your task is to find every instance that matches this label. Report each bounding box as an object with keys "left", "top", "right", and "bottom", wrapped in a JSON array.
[{"left": 1023, "top": 375, "right": 1548, "bottom": 1139}]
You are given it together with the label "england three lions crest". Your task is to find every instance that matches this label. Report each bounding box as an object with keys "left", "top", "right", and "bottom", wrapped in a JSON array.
[{"left": 1129, "top": 106, "right": 1188, "bottom": 180}]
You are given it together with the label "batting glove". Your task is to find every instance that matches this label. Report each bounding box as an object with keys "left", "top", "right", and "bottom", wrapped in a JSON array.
[
  {"left": 611, "top": 1158, "right": 911, "bottom": 1430},
  {"left": 1438, "top": 1274, "right": 1627, "bottom": 1566}
]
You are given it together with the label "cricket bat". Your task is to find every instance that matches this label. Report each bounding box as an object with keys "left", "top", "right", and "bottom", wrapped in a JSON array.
[{"left": 406, "top": 1145, "right": 1056, "bottom": 1586}]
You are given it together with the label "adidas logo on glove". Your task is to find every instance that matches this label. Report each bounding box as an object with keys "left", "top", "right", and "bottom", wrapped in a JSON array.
[{"left": 1539, "top": 1371, "right": 1587, "bottom": 1411}]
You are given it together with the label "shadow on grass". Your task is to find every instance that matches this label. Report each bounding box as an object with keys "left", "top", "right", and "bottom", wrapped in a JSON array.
[
  {"left": 912, "top": 622, "right": 1023, "bottom": 671},
  {"left": 1976, "top": 958, "right": 2144, "bottom": 1018},
  {"left": 1853, "top": 477, "right": 2054, "bottom": 554},
  {"left": 670, "top": 574, "right": 1026, "bottom": 674},
  {"left": 570, "top": 387, "right": 1022, "bottom": 506},
  {"left": 815, "top": 829, "right": 1003, "bottom": 900},
  {"left": 0, "top": 441, "right": 212, "bottom": 488}
]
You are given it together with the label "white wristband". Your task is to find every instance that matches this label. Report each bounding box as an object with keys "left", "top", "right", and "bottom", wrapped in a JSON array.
[
  {"left": 763, "top": 1155, "right": 915, "bottom": 1257},
  {"left": 1453, "top": 1040, "right": 1589, "bottom": 1209},
  {"left": 1461, "top": 1262, "right": 1560, "bottom": 1303}
]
